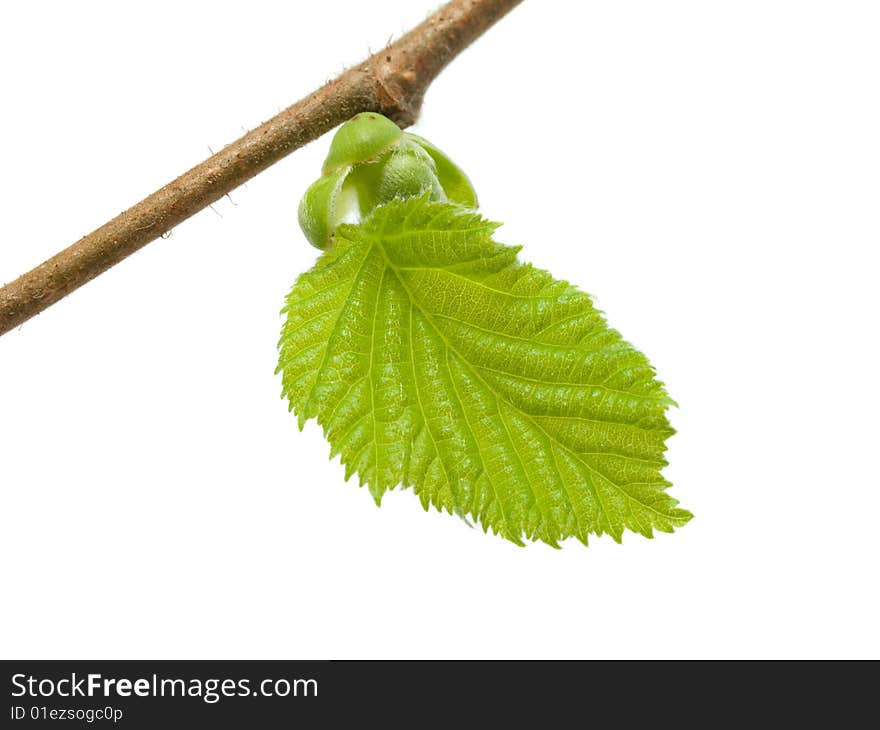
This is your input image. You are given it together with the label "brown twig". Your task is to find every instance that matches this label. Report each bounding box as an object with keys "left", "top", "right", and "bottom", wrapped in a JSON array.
[{"left": 0, "top": 0, "right": 522, "bottom": 336}]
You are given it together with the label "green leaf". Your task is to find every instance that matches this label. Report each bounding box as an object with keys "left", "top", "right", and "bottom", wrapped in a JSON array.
[{"left": 278, "top": 195, "right": 691, "bottom": 547}]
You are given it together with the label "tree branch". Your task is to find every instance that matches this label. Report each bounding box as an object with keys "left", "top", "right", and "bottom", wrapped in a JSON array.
[{"left": 0, "top": 0, "right": 522, "bottom": 336}]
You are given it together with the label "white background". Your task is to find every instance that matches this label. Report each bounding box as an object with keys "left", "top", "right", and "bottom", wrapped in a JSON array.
[{"left": 1, "top": 1, "right": 878, "bottom": 659}]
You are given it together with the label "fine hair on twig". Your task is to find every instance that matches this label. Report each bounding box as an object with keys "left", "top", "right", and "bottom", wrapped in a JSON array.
[{"left": 0, "top": 0, "right": 522, "bottom": 337}]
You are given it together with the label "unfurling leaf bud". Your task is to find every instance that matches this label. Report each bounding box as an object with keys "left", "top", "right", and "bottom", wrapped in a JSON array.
[{"left": 298, "top": 113, "right": 479, "bottom": 249}]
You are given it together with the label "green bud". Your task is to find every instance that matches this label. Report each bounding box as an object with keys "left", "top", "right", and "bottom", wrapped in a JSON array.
[
  {"left": 375, "top": 141, "right": 444, "bottom": 204},
  {"left": 321, "top": 112, "right": 402, "bottom": 175},
  {"left": 299, "top": 114, "right": 480, "bottom": 249}
]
